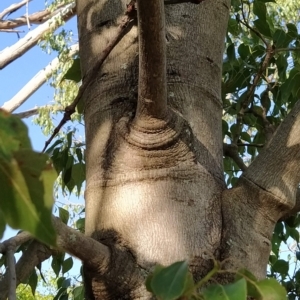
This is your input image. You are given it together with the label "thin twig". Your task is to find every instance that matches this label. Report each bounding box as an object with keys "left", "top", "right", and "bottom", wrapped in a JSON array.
[
  {"left": 237, "top": 143, "right": 264, "bottom": 147},
  {"left": 237, "top": 7, "right": 268, "bottom": 47},
  {"left": 42, "top": 3, "right": 137, "bottom": 153},
  {"left": 13, "top": 105, "right": 64, "bottom": 119},
  {"left": 0, "top": 29, "right": 24, "bottom": 33},
  {"left": 275, "top": 47, "right": 300, "bottom": 53}
]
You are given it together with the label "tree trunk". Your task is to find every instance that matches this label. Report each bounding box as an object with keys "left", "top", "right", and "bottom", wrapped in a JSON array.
[{"left": 77, "top": 0, "right": 230, "bottom": 298}]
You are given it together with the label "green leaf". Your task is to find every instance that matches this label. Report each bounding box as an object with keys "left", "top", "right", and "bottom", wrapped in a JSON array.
[
  {"left": 249, "top": 278, "right": 287, "bottom": 300},
  {"left": 253, "top": 1, "right": 266, "bottom": 21},
  {"left": 202, "top": 278, "right": 247, "bottom": 300},
  {"left": 71, "top": 163, "right": 86, "bottom": 194},
  {"left": 238, "top": 269, "right": 287, "bottom": 299},
  {"left": 0, "top": 211, "right": 5, "bottom": 239},
  {"left": 228, "top": 19, "right": 240, "bottom": 36},
  {"left": 273, "top": 29, "right": 289, "bottom": 48},
  {"left": 62, "top": 257, "right": 73, "bottom": 274},
  {"left": 67, "top": 131, "right": 73, "bottom": 149},
  {"left": 150, "top": 261, "right": 189, "bottom": 300},
  {"left": 73, "top": 286, "right": 85, "bottom": 300},
  {"left": 227, "top": 43, "right": 236, "bottom": 61},
  {"left": 54, "top": 287, "right": 68, "bottom": 300},
  {"left": 52, "top": 254, "right": 65, "bottom": 277},
  {"left": 76, "top": 148, "right": 83, "bottom": 162},
  {"left": 62, "top": 58, "right": 82, "bottom": 83},
  {"left": 0, "top": 110, "right": 31, "bottom": 157},
  {"left": 272, "top": 259, "right": 289, "bottom": 276},
  {"left": 59, "top": 207, "right": 70, "bottom": 224},
  {"left": 45, "top": 139, "right": 63, "bottom": 155},
  {"left": 0, "top": 150, "right": 56, "bottom": 245},
  {"left": 238, "top": 44, "right": 250, "bottom": 60},
  {"left": 254, "top": 19, "right": 272, "bottom": 38},
  {"left": 28, "top": 269, "right": 38, "bottom": 295},
  {"left": 76, "top": 218, "right": 85, "bottom": 232},
  {"left": 286, "top": 23, "right": 298, "bottom": 39}
]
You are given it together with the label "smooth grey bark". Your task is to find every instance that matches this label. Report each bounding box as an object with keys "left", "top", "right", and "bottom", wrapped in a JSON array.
[
  {"left": 222, "top": 100, "right": 300, "bottom": 278},
  {"left": 78, "top": 0, "right": 229, "bottom": 298}
]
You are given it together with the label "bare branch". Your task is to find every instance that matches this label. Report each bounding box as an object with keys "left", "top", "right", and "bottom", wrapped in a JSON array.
[
  {"left": 135, "top": 0, "right": 167, "bottom": 124},
  {"left": 0, "top": 2, "right": 76, "bottom": 69},
  {"left": 13, "top": 104, "right": 64, "bottom": 118},
  {"left": 0, "top": 29, "right": 24, "bottom": 33},
  {"left": 0, "top": 0, "right": 30, "bottom": 20},
  {"left": 0, "top": 2, "right": 68, "bottom": 30},
  {"left": 1, "top": 44, "right": 79, "bottom": 113}
]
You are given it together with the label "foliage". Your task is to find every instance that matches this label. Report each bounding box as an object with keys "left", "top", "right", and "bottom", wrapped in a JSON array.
[
  {"left": 0, "top": 110, "right": 56, "bottom": 245},
  {"left": 146, "top": 261, "right": 286, "bottom": 300}
]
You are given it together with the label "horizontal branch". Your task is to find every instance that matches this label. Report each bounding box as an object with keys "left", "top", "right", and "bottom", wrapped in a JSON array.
[
  {"left": 0, "top": 2, "right": 68, "bottom": 30},
  {"left": 0, "top": 2, "right": 76, "bottom": 69},
  {"left": 0, "top": 29, "right": 24, "bottom": 33},
  {"left": 0, "top": 231, "right": 32, "bottom": 254},
  {"left": 13, "top": 104, "right": 64, "bottom": 118},
  {"left": 2, "top": 44, "right": 79, "bottom": 113},
  {"left": 52, "top": 216, "right": 110, "bottom": 268}
]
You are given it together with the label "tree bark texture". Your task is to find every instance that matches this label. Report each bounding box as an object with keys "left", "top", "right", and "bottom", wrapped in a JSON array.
[{"left": 77, "top": 0, "right": 230, "bottom": 298}]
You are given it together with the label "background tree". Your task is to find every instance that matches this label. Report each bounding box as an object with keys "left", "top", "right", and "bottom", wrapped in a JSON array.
[{"left": 1, "top": 0, "right": 300, "bottom": 299}]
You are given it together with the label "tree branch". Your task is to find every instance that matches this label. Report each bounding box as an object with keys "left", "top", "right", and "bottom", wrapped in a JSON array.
[
  {"left": 0, "top": 231, "right": 32, "bottom": 254},
  {"left": 52, "top": 216, "right": 110, "bottom": 268},
  {"left": 0, "top": 29, "right": 24, "bottom": 33},
  {"left": 0, "top": 2, "right": 76, "bottom": 69},
  {"left": 0, "top": 0, "right": 30, "bottom": 20},
  {"left": 6, "top": 247, "right": 16, "bottom": 300},
  {"left": 13, "top": 104, "right": 64, "bottom": 118},
  {"left": 0, "top": 241, "right": 52, "bottom": 300},
  {"left": 0, "top": 2, "right": 69, "bottom": 30},
  {"left": 223, "top": 143, "right": 247, "bottom": 171},
  {"left": 242, "top": 100, "right": 300, "bottom": 217},
  {"left": 1, "top": 44, "right": 78, "bottom": 113},
  {"left": 135, "top": 0, "right": 167, "bottom": 124},
  {"left": 279, "top": 188, "right": 300, "bottom": 222}
]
